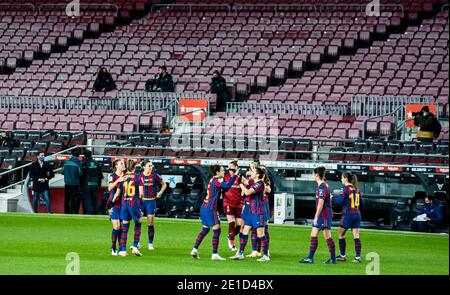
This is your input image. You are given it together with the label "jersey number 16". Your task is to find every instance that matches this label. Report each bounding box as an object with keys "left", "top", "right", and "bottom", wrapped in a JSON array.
[{"left": 123, "top": 181, "right": 136, "bottom": 197}]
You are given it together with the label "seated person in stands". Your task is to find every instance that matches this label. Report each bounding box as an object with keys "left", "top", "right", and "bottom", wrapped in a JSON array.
[
  {"left": 145, "top": 66, "right": 175, "bottom": 92},
  {"left": 411, "top": 195, "right": 443, "bottom": 232},
  {"left": 93, "top": 66, "right": 116, "bottom": 92},
  {"left": 413, "top": 106, "right": 441, "bottom": 142},
  {"left": 210, "top": 70, "right": 231, "bottom": 112},
  {"left": 342, "top": 109, "right": 356, "bottom": 124}
]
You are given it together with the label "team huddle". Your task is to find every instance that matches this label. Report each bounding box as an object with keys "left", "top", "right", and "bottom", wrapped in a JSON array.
[
  {"left": 107, "top": 159, "right": 167, "bottom": 256},
  {"left": 106, "top": 159, "right": 363, "bottom": 264}
]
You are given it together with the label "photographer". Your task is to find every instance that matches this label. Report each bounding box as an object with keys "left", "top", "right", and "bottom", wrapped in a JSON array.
[
  {"left": 145, "top": 66, "right": 175, "bottom": 92},
  {"left": 413, "top": 106, "right": 441, "bottom": 142}
]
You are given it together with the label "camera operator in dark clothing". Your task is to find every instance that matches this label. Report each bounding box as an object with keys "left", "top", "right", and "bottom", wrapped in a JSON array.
[
  {"left": 211, "top": 70, "right": 231, "bottom": 112},
  {"left": 93, "top": 66, "right": 116, "bottom": 92},
  {"left": 82, "top": 150, "right": 103, "bottom": 215},
  {"left": 29, "top": 152, "right": 55, "bottom": 213},
  {"left": 145, "top": 66, "right": 175, "bottom": 92},
  {"left": 413, "top": 106, "right": 441, "bottom": 142}
]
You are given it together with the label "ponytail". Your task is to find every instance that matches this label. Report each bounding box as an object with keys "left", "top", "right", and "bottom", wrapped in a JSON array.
[
  {"left": 351, "top": 174, "right": 359, "bottom": 191},
  {"left": 342, "top": 171, "right": 358, "bottom": 191}
]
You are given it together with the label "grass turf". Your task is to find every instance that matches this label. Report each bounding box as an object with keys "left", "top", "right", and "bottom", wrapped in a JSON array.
[{"left": 0, "top": 213, "right": 448, "bottom": 275}]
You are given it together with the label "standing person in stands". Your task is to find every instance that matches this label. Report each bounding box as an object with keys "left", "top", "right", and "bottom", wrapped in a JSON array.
[
  {"left": 29, "top": 152, "right": 55, "bottom": 213},
  {"left": 190, "top": 165, "right": 237, "bottom": 260},
  {"left": 299, "top": 166, "right": 337, "bottom": 264},
  {"left": 333, "top": 172, "right": 363, "bottom": 263},
  {"left": 107, "top": 159, "right": 126, "bottom": 256},
  {"left": 145, "top": 66, "right": 175, "bottom": 92},
  {"left": 93, "top": 66, "right": 116, "bottom": 92},
  {"left": 413, "top": 106, "right": 442, "bottom": 142},
  {"left": 82, "top": 150, "right": 103, "bottom": 215},
  {"left": 222, "top": 160, "right": 243, "bottom": 252},
  {"left": 141, "top": 160, "right": 166, "bottom": 250},
  {"left": 61, "top": 151, "right": 83, "bottom": 214},
  {"left": 211, "top": 70, "right": 231, "bottom": 112}
]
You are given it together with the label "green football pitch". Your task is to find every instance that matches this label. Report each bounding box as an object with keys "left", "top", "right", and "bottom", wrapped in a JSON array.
[{"left": 0, "top": 213, "right": 448, "bottom": 275}]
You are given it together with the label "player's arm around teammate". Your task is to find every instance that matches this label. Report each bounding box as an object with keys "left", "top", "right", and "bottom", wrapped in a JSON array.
[
  {"left": 230, "top": 168, "right": 270, "bottom": 262},
  {"left": 191, "top": 165, "right": 236, "bottom": 261}
]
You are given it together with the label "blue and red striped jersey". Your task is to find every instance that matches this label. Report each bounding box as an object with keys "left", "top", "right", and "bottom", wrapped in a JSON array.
[
  {"left": 316, "top": 181, "right": 332, "bottom": 219},
  {"left": 249, "top": 180, "right": 265, "bottom": 215},
  {"left": 142, "top": 172, "right": 163, "bottom": 200},
  {"left": 203, "top": 175, "right": 236, "bottom": 211},
  {"left": 108, "top": 173, "right": 123, "bottom": 209},
  {"left": 341, "top": 184, "right": 362, "bottom": 215},
  {"left": 121, "top": 172, "right": 143, "bottom": 207},
  {"left": 263, "top": 179, "right": 271, "bottom": 204}
]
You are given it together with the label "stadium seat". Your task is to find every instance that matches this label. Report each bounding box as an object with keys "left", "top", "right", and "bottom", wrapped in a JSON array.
[
  {"left": 104, "top": 142, "right": 120, "bottom": 156},
  {"left": 165, "top": 187, "right": 186, "bottom": 217},
  {"left": 47, "top": 141, "right": 64, "bottom": 154},
  {"left": 391, "top": 199, "right": 410, "bottom": 230},
  {"left": 183, "top": 188, "right": 202, "bottom": 218},
  {"left": 328, "top": 147, "right": 346, "bottom": 162}
]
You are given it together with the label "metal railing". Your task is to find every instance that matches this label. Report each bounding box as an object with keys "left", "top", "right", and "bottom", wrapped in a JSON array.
[
  {"left": 226, "top": 102, "right": 348, "bottom": 115},
  {"left": 0, "top": 3, "right": 35, "bottom": 11},
  {"left": 151, "top": 3, "right": 231, "bottom": 13},
  {"left": 0, "top": 92, "right": 209, "bottom": 112},
  {"left": 234, "top": 3, "right": 316, "bottom": 13},
  {"left": 0, "top": 95, "right": 118, "bottom": 110},
  {"left": 117, "top": 92, "right": 207, "bottom": 112},
  {"left": 319, "top": 3, "right": 404, "bottom": 13},
  {"left": 362, "top": 105, "right": 404, "bottom": 140},
  {"left": 351, "top": 95, "right": 433, "bottom": 121},
  {"left": 38, "top": 3, "right": 119, "bottom": 14},
  {"left": 0, "top": 145, "right": 79, "bottom": 193}
]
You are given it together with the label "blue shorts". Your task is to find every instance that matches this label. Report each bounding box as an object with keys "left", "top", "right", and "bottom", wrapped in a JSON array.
[
  {"left": 141, "top": 199, "right": 156, "bottom": 216},
  {"left": 263, "top": 202, "right": 270, "bottom": 222},
  {"left": 340, "top": 213, "right": 361, "bottom": 230},
  {"left": 120, "top": 204, "right": 142, "bottom": 223},
  {"left": 200, "top": 206, "right": 220, "bottom": 227},
  {"left": 241, "top": 203, "right": 250, "bottom": 222},
  {"left": 245, "top": 213, "right": 265, "bottom": 228},
  {"left": 110, "top": 207, "right": 121, "bottom": 220},
  {"left": 313, "top": 215, "right": 333, "bottom": 230}
]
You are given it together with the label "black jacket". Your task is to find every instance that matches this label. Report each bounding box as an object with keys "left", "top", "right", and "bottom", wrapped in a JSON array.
[
  {"left": 211, "top": 76, "right": 231, "bottom": 110},
  {"left": 414, "top": 113, "right": 442, "bottom": 137},
  {"left": 156, "top": 73, "right": 175, "bottom": 92},
  {"left": 82, "top": 157, "right": 104, "bottom": 189},
  {"left": 211, "top": 76, "right": 230, "bottom": 97},
  {"left": 29, "top": 161, "right": 55, "bottom": 193},
  {"left": 93, "top": 72, "right": 116, "bottom": 92}
]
